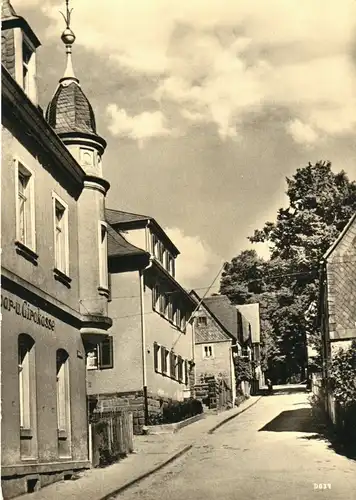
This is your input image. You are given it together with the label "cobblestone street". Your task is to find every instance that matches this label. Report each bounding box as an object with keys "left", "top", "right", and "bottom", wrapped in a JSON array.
[{"left": 114, "top": 392, "right": 356, "bottom": 500}]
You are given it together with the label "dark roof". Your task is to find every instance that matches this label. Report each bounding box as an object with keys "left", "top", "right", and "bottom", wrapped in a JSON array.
[
  {"left": 107, "top": 226, "right": 147, "bottom": 259},
  {"left": 191, "top": 291, "right": 238, "bottom": 341},
  {"left": 46, "top": 81, "right": 97, "bottom": 136},
  {"left": 322, "top": 213, "right": 356, "bottom": 262},
  {"left": 106, "top": 208, "right": 149, "bottom": 226},
  {"left": 203, "top": 296, "right": 239, "bottom": 340},
  {"left": 105, "top": 208, "right": 180, "bottom": 257},
  {"left": 2, "top": 0, "right": 17, "bottom": 19}
]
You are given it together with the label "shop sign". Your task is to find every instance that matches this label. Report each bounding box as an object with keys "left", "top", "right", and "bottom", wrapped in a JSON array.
[{"left": 1, "top": 293, "right": 55, "bottom": 330}]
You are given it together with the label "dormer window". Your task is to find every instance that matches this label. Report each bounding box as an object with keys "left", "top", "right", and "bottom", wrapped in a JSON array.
[{"left": 19, "top": 36, "right": 37, "bottom": 103}]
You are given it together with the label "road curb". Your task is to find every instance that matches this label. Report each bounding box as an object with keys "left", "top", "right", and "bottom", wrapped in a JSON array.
[
  {"left": 100, "top": 444, "right": 193, "bottom": 500},
  {"left": 208, "top": 396, "right": 263, "bottom": 434}
]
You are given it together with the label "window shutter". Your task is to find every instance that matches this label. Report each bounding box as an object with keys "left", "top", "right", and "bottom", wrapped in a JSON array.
[
  {"left": 170, "top": 351, "right": 175, "bottom": 379},
  {"left": 161, "top": 346, "right": 166, "bottom": 373},
  {"left": 184, "top": 359, "right": 189, "bottom": 386},
  {"left": 99, "top": 337, "right": 113, "bottom": 369},
  {"left": 153, "top": 342, "right": 159, "bottom": 372},
  {"left": 177, "top": 355, "right": 183, "bottom": 382}
]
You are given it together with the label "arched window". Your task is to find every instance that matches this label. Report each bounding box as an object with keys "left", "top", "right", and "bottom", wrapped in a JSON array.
[
  {"left": 18, "top": 334, "right": 35, "bottom": 431},
  {"left": 56, "top": 349, "right": 71, "bottom": 439}
]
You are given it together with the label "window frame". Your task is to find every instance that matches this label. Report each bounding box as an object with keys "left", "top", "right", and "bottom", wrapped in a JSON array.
[
  {"left": 203, "top": 344, "right": 214, "bottom": 359},
  {"left": 86, "top": 337, "right": 114, "bottom": 370},
  {"left": 197, "top": 316, "right": 207, "bottom": 327},
  {"left": 98, "top": 221, "right": 109, "bottom": 291},
  {"left": 15, "top": 158, "right": 36, "bottom": 254},
  {"left": 52, "top": 192, "right": 69, "bottom": 277},
  {"left": 17, "top": 33, "right": 37, "bottom": 103},
  {"left": 56, "top": 349, "right": 71, "bottom": 446},
  {"left": 18, "top": 334, "right": 36, "bottom": 432}
]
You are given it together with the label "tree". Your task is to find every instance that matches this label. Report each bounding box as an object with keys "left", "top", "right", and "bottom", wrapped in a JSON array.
[{"left": 221, "top": 161, "right": 356, "bottom": 383}]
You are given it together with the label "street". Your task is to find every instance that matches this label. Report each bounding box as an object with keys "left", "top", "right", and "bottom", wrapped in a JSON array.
[{"left": 114, "top": 391, "right": 356, "bottom": 500}]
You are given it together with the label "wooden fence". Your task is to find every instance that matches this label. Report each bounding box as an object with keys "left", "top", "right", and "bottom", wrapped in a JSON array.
[{"left": 90, "top": 411, "right": 134, "bottom": 468}]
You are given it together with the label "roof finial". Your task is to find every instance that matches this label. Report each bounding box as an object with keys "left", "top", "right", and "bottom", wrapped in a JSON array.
[{"left": 59, "top": 0, "right": 79, "bottom": 84}]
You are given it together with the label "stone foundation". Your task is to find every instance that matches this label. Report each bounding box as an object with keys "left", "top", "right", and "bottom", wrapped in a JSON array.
[
  {"left": 94, "top": 391, "right": 175, "bottom": 434},
  {"left": 1, "top": 469, "right": 81, "bottom": 499}
]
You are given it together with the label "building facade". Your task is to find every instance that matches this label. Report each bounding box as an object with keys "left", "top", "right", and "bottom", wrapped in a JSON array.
[
  {"left": 87, "top": 210, "right": 197, "bottom": 432},
  {"left": 1, "top": 2, "right": 111, "bottom": 497},
  {"left": 192, "top": 293, "right": 239, "bottom": 405},
  {"left": 319, "top": 213, "right": 356, "bottom": 422}
]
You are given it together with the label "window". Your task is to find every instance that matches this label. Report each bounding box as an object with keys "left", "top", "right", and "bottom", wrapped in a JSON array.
[
  {"left": 16, "top": 161, "right": 35, "bottom": 251},
  {"left": 180, "top": 311, "right": 187, "bottom": 332},
  {"left": 174, "top": 306, "right": 181, "bottom": 329},
  {"left": 153, "top": 284, "right": 160, "bottom": 311},
  {"left": 177, "top": 356, "right": 183, "bottom": 382},
  {"left": 162, "top": 293, "right": 170, "bottom": 318},
  {"left": 197, "top": 316, "right": 207, "bottom": 326},
  {"left": 86, "top": 337, "right": 114, "bottom": 370},
  {"left": 99, "top": 222, "right": 108, "bottom": 289},
  {"left": 80, "top": 148, "right": 94, "bottom": 167},
  {"left": 167, "top": 296, "right": 174, "bottom": 321},
  {"left": 169, "top": 256, "right": 175, "bottom": 277},
  {"left": 53, "top": 194, "right": 69, "bottom": 275},
  {"left": 22, "top": 41, "right": 32, "bottom": 92},
  {"left": 18, "top": 334, "right": 35, "bottom": 431},
  {"left": 21, "top": 39, "right": 37, "bottom": 102},
  {"left": 56, "top": 350, "right": 71, "bottom": 436},
  {"left": 161, "top": 346, "right": 168, "bottom": 374},
  {"left": 203, "top": 345, "right": 213, "bottom": 358}
]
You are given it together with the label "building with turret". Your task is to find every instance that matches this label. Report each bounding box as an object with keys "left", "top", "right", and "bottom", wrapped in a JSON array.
[{"left": 1, "top": 1, "right": 111, "bottom": 497}]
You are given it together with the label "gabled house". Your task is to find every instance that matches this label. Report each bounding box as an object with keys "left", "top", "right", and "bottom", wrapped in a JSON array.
[
  {"left": 191, "top": 293, "right": 241, "bottom": 405},
  {"left": 236, "top": 303, "right": 263, "bottom": 389},
  {"left": 86, "top": 209, "right": 197, "bottom": 433},
  {"left": 319, "top": 213, "right": 356, "bottom": 422}
]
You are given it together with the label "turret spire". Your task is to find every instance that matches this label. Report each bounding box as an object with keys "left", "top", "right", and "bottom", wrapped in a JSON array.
[{"left": 60, "top": 0, "right": 78, "bottom": 84}]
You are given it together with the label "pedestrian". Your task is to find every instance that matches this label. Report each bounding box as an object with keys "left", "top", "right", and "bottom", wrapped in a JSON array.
[{"left": 266, "top": 378, "right": 273, "bottom": 395}]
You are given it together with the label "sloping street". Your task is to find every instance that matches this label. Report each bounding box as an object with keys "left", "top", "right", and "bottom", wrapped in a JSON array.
[{"left": 114, "top": 391, "right": 356, "bottom": 500}]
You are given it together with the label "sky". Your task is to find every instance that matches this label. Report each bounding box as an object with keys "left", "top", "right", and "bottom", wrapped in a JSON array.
[{"left": 14, "top": 0, "right": 356, "bottom": 292}]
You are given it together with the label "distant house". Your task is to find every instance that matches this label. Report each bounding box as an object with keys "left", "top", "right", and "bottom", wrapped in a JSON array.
[
  {"left": 235, "top": 304, "right": 263, "bottom": 390},
  {"left": 87, "top": 209, "right": 197, "bottom": 433},
  {"left": 319, "top": 213, "right": 356, "bottom": 422},
  {"left": 191, "top": 293, "right": 241, "bottom": 405}
]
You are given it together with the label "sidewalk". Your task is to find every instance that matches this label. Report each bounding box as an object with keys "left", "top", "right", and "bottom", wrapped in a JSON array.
[{"left": 18, "top": 396, "right": 261, "bottom": 500}]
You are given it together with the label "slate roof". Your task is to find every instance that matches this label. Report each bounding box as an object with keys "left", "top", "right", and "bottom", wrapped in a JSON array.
[
  {"left": 46, "top": 82, "right": 98, "bottom": 136},
  {"left": 107, "top": 225, "right": 147, "bottom": 259},
  {"left": 323, "top": 213, "right": 356, "bottom": 261},
  {"left": 106, "top": 208, "right": 150, "bottom": 226},
  {"left": 2, "top": 0, "right": 17, "bottom": 19},
  {"left": 105, "top": 208, "right": 180, "bottom": 257},
  {"left": 203, "top": 295, "right": 239, "bottom": 340}
]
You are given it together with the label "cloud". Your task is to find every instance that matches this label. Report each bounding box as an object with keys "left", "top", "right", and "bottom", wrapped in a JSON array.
[
  {"left": 165, "top": 227, "right": 221, "bottom": 288},
  {"left": 106, "top": 104, "right": 172, "bottom": 146},
  {"left": 286, "top": 119, "right": 318, "bottom": 146},
  {"left": 15, "top": 0, "right": 356, "bottom": 144}
]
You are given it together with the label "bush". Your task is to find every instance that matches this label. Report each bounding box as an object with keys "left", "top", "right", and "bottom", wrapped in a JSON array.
[
  {"left": 148, "top": 398, "right": 203, "bottom": 425},
  {"left": 234, "top": 356, "right": 253, "bottom": 383},
  {"left": 328, "top": 341, "right": 356, "bottom": 445}
]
